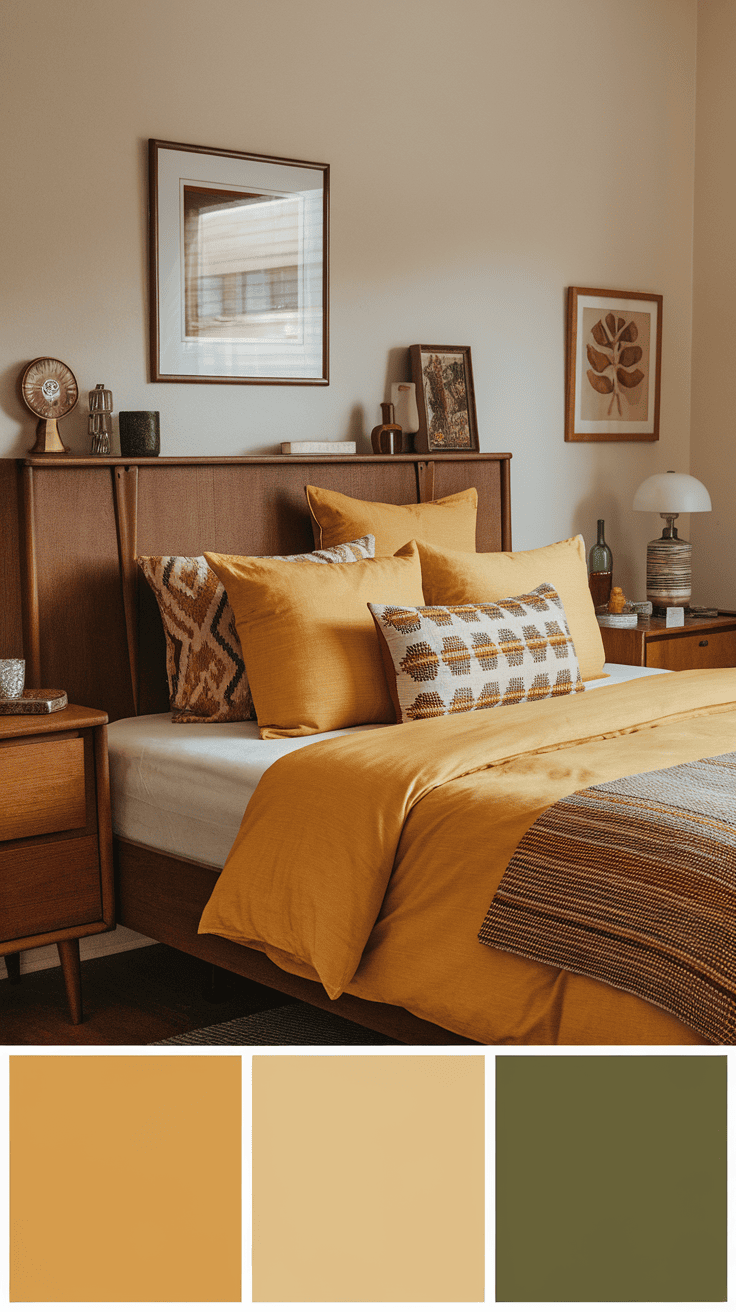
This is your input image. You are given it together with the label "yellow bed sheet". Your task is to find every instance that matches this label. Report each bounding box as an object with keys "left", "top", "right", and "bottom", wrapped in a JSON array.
[{"left": 199, "top": 668, "right": 736, "bottom": 1044}]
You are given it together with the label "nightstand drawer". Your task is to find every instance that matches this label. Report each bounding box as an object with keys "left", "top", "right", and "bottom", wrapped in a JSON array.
[
  {"left": 0, "top": 835, "right": 101, "bottom": 942},
  {"left": 0, "top": 738, "right": 86, "bottom": 842},
  {"left": 646, "top": 628, "right": 736, "bottom": 671}
]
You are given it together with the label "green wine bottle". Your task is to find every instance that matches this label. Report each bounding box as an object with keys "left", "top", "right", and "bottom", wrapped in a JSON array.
[{"left": 588, "top": 519, "right": 613, "bottom": 608}]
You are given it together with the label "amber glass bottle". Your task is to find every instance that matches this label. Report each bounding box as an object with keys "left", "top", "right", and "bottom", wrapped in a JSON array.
[{"left": 588, "top": 520, "right": 613, "bottom": 608}]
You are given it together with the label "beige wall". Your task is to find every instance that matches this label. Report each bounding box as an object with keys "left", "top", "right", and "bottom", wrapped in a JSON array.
[
  {"left": 691, "top": 0, "right": 736, "bottom": 608},
  {"left": 1, "top": 0, "right": 698, "bottom": 594}
]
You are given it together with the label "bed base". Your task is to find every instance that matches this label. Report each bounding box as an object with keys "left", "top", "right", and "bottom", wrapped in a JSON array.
[{"left": 115, "top": 837, "right": 476, "bottom": 1044}]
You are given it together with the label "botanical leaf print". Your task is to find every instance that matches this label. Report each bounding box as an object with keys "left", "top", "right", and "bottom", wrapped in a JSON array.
[{"left": 586, "top": 313, "right": 645, "bottom": 417}]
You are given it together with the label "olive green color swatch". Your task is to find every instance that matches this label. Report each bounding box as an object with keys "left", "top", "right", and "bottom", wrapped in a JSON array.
[{"left": 496, "top": 1054, "right": 726, "bottom": 1303}]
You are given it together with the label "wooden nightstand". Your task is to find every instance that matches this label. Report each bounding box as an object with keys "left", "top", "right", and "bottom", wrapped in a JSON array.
[
  {"left": 599, "top": 612, "right": 736, "bottom": 670},
  {"left": 0, "top": 705, "right": 114, "bottom": 1024}
]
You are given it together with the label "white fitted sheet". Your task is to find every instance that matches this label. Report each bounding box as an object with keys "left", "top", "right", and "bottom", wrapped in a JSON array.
[{"left": 107, "top": 663, "right": 670, "bottom": 869}]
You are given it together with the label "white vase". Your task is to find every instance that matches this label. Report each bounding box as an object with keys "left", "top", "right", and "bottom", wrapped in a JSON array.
[{"left": 390, "top": 382, "right": 419, "bottom": 441}]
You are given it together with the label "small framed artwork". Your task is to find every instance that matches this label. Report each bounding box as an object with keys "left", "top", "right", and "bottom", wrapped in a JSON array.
[
  {"left": 148, "top": 139, "right": 329, "bottom": 384},
  {"left": 565, "top": 287, "right": 662, "bottom": 441},
  {"left": 410, "top": 345, "right": 479, "bottom": 453}
]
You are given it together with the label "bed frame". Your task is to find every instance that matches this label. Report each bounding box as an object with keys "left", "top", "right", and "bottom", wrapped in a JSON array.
[{"left": 0, "top": 452, "right": 511, "bottom": 1042}]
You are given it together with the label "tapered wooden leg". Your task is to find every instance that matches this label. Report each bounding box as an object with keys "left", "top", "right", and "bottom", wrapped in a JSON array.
[
  {"left": 57, "top": 939, "right": 83, "bottom": 1024},
  {"left": 4, "top": 953, "right": 21, "bottom": 983}
]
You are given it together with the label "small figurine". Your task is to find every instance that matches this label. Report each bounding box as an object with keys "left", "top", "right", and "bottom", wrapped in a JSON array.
[
  {"left": 88, "top": 384, "right": 113, "bottom": 455},
  {"left": 608, "top": 587, "right": 626, "bottom": 614}
]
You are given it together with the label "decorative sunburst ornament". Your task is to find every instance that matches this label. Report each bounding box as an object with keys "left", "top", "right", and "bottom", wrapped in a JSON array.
[{"left": 21, "top": 357, "right": 78, "bottom": 453}]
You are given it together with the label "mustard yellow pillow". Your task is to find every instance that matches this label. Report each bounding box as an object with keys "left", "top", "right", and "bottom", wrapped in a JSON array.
[
  {"left": 305, "top": 484, "right": 478, "bottom": 556},
  {"left": 416, "top": 535, "right": 606, "bottom": 682},
  {"left": 205, "top": 542, "right": 425, "bottom": 738}
]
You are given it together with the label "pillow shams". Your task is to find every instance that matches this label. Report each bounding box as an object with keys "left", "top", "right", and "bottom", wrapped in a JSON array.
[
  {"left": 306, "top": 484, "right": 478, "bottom": 555},
  {"left": 205, "top": 542, "right": 425, "bottom": 738},
  {"left": 369, "top": 583, "right": 585, "bottom": 723},
  {"left": 416, "top": 535, "right": 606, "bottom": 682},
  {"left": 137, "top": 535, "right": 375, "bottom": 723}
]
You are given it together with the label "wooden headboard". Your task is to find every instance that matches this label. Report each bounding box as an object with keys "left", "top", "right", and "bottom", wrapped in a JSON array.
[{"left": 0, "top": 452, "right": 511, "bottom": 722}]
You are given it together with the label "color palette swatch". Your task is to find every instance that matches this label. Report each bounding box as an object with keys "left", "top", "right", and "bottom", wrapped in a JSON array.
[
  {"left": 9, "top": 1055, "right": 241, "bottom": 1303},
  {"left": 252, "top": 1053, "right": 485, "bottom": 1302},
  {"left": 5, "top": 1049, "right": 729, "bottom": 1304},
  {"left": 495, "top": 1054, "right": 727, "bottom": 1303}
]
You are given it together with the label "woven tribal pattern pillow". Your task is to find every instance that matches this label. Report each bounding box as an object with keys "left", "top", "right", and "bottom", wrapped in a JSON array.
[
  {"left": 138, "top": 536, "right": 375, "bottom": 723},
  {"left": 369, "top": 582, "right": 585, "bottom": 723}
]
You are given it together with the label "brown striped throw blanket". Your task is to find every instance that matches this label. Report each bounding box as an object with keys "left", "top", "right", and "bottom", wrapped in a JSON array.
[{"left": 479, "top": 752, "right": 736, "bottom": 1044}]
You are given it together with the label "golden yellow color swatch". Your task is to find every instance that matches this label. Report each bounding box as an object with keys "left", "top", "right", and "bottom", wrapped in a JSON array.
[
  {"left": 10, "top": 1055, "right": 241, "bottom": 1303},
  {"left": 252, "top": 1054, "right": 484, "bottom": 1302}
]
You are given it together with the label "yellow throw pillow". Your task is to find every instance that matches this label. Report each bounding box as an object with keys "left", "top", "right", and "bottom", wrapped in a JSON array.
[
  {"left": 205, "top": 542, "right": 425, "bottom": 738},
  {"left": 305, "top": 484, "right": 478, "bottom": 556},
  {"left": 137, "top": 537, "right": 375, "bottom": 724},
  {"left": 416, "top": 535, "right": 606, "bottom": 682}
]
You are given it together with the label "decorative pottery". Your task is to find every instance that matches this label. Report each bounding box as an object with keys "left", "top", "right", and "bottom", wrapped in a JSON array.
[
  {"left": 119, "top": 411, "right": 160, "bottom": 457},
  {"left": 390, "top": 382, "right": 419, "bottom": 451},
  {"left": 88, "top": 384, "right": 113, "bottom": 456},
  {"left": 371, "top": 402, "right": 403, "bottom": 455}
]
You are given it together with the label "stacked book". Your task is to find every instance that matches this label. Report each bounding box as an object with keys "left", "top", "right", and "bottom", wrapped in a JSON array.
[{"left": 281, "top": 441, "right": 356, "bottom": 455}]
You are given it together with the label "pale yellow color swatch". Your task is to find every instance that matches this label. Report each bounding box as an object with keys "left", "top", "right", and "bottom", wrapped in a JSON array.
[
  {"left": 10, "top": 1055, "right": 241, "bottom": 1303},
  {"left": 252, "top": 1054, "right": 484, "bottom": 1302}
]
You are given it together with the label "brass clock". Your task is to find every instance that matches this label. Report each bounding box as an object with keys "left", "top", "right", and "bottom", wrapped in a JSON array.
[{"left": 21, "top": 357, "right": 79, "bottom": 453}]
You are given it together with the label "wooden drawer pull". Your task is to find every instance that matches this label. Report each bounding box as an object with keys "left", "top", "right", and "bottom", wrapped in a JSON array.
[{"left": 699, "top": 639, "right": 709, "bottom": 647}]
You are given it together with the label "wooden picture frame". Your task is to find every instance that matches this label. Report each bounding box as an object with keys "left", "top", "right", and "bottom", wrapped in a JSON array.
[
  {"left": 410, "top": 344, "right": 479, "bottom": 452},
  {"left": 565, "top": 287, "right": 662, "bottom": 442},
  {"left": 148, "top": 139, "right": 329, "bottom": 385}
]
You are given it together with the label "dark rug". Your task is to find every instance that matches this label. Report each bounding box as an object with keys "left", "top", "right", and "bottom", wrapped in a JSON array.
[{"left": 153, "top": 1002, "right": 404, "bottom": 1046}]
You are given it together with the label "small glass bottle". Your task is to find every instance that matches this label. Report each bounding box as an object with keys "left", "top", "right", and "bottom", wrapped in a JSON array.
[{"left": 588, "top": 519, "right": 613, "bottom": 608}]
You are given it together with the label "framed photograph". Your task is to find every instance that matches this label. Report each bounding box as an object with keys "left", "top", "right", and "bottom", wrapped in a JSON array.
[
  {"left": 148, "top": 139, "right": 329, "bottom": 384},
  {"left": 410, "top": 345, "right": 479, "bottom": 452},
  {"left": 565, "top": 287, "right": 662, "bottom": 441}
]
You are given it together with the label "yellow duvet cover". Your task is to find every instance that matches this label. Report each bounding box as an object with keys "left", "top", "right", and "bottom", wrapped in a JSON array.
[{"left": 199, "top": 668, "right": 736, "bottom": 1044}]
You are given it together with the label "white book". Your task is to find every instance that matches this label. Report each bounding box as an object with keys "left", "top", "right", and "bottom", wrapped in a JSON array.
[{"left": 281, "top": 441, "right": 356, "bottom": 455}]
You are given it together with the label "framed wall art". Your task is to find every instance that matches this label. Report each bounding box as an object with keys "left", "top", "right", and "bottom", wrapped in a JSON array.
[
  {"left": 410, "top": 344, "right": 479, "bottom": 452},
  {"left": 148, "top": 139, "right": 329, "bottom": 384},
  {"left": 565, "top": 287, "right": 662, "bottom": 441}
]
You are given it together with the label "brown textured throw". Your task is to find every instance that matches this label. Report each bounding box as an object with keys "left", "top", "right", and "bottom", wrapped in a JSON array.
[{"left": 479, "top": 753, "right": 736, "bottom": 1044}]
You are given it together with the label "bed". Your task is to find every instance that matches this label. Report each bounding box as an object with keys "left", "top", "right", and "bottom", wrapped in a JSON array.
[{"left": 1, "top": 452, "right": 733, "bottom": 1044}]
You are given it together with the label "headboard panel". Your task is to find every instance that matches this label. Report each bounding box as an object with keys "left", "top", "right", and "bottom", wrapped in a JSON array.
[{"left": 1, "top": 453, "right": 512, "bottom": 722}]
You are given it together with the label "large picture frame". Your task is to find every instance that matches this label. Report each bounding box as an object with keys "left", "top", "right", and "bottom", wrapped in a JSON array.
[
  {"left": 410, "top": 344, "right": 479, "bottom": 452},
  {"left": 565, "top": 287, "right": 662, "bottom": 441},
  {"left": 148, "top": 139, "right": 329, "bottom": 385}
]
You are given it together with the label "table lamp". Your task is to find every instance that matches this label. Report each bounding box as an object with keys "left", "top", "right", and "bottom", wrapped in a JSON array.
[{"left": 633, "top": 471, "right": 711, "bottom": 611}]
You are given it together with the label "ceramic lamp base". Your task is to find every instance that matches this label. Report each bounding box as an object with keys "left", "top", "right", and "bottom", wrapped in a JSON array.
[{"left": 646, "top": 535, "right": 692, "bottom": 608}]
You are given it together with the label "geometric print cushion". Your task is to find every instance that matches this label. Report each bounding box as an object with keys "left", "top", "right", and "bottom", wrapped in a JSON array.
[
  {"left": 368, "top": 581, "right": 585, "bottom": 723},
  {"left": 137, "top": 535, "right": 375, "bottom": 723}
]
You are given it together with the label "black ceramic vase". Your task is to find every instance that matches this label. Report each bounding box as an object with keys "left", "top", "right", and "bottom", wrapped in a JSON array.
[{"left": 119, "top": 411, "right": 160, "bottom": 457}]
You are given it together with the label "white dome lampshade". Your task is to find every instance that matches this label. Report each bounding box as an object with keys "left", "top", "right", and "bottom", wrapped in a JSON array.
[
  {"left": 633, "top": 472, "right": 712, "bottom": 514},
  {"left": 633, "top": 472, "right": 711, "bottom": 610}
]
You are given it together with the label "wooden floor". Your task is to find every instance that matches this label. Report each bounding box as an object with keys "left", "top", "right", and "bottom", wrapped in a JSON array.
[{"left": 0, "top": 944, "right": 292, "bottom": 1045}]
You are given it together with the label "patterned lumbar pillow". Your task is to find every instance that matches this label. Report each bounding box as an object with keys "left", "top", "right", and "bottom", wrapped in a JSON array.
[
  {"left": 368, "top": 582, "right": 585, "bottom": 722},
  {"left": 138, "top": 536, "right": 375, "bottom": 723}
]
